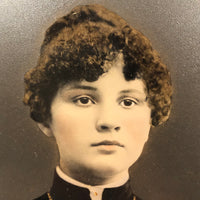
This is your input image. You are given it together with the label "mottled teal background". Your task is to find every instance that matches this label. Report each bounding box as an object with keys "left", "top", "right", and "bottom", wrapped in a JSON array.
[{"left": 0, "top": 0, "right": 199, "bottom": 199}]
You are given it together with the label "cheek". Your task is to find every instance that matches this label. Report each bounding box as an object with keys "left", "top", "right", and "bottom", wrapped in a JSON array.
[
  {"left": 123, "top": 120, "right": 150, "bottom": 142},
  {"left": 122, "top": 112, "right": 151, "bottom": 164},
  {"left": 52, "top": 113, "right": 75, "bottom": 134},
  {"left": 51, "top": 109, "right": 95, "bottom": 145},
  {"left": 122, "top": 111, "right": 151, "bottom": 143},
  {"left": 51, "top": 114, "right": 82, "bottom": 157},
  {"left": 50, "top": 113, "right": 78, "bottom": 148}
]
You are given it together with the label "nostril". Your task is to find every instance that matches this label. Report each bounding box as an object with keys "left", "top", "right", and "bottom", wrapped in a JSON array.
[
  {"left": 115, "top": 127, "right": 120, "bottom": 131},
  {"left": 97, "top": 124, "right": 121, "bottom": 132}
]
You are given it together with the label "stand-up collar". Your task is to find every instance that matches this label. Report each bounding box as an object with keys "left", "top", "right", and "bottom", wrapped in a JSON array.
[
  {"left": 56, "top": 166, "right": 129, "bottom": 200},
  {"left": 49, "top": 168, "right": 137, "bottom": 200}
]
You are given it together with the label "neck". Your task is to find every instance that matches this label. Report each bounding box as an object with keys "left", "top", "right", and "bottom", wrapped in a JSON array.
[{"left": 59, "top": 164, "right": 129, "bottom": 186}]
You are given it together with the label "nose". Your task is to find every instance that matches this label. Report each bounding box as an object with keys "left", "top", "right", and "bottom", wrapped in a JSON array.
[
  {"left": 95, "top": 108, "right": 121, "bottom": 133},
  {"left": 96, "top": 122, "right": 121, "bottom": 132}
]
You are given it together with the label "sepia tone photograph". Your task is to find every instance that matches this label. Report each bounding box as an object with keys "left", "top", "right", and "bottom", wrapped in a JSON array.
[{"left": 0, "top": 1, "right": 200, "bottom": 200}]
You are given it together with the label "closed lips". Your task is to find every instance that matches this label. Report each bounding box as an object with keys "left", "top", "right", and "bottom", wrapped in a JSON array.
[{"left": 91, "top": 140, "right": 124, "bottom": 147}]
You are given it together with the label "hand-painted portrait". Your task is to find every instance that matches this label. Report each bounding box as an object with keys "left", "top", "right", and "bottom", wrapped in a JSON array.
[
  {"left": 23, "top": 4, "right": 172, "bottom": 200},
  {"left": 1, "top": 1, "right": 199, "bottom": 200}
]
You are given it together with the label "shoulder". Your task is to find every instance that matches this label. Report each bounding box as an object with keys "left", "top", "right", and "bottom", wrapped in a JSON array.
[{"left": 33, "top": 193, "right": 49, "bottom": 200}]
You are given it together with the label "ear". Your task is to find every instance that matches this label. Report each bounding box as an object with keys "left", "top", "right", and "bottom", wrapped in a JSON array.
[{"left": 37, "top": 123, "right": 53, "bottom": 137}]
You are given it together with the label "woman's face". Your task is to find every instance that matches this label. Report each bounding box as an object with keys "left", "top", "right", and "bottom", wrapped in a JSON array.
[{"left": 43, "top": 57, "right": 151, "bottom": 183}]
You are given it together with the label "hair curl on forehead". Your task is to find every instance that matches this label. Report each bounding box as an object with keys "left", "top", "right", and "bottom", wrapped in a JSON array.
[{"left": 23, "top": 4, "right": 172, "bottom": 127}]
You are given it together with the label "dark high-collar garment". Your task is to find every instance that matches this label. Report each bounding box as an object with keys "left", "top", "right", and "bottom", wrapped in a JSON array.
[{"left": 34, "top": 172, "right": 142, "bottom": 200}]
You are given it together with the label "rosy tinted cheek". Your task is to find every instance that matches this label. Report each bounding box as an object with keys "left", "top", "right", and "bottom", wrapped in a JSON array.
[
  {"left": 123, "top": 116, "right": 150, "bottom": 139},
  {"left": 51, "top": 113, "right": 75, "bottom": 136}
]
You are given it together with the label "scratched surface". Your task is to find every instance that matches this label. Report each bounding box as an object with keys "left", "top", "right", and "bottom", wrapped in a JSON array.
[{"left": 0, "top": 0, "right": 200, "bottom": 199}]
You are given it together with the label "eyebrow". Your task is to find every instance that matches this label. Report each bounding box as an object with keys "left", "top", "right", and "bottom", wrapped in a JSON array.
[
  {"left": 66, "top": 85, "right": 97, "bottom": 91},
  {"left": 119, "top": 89, "right": 145, "bottom": 95}
]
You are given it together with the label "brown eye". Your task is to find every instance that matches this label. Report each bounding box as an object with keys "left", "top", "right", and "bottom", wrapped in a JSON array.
[
  {"left": 79, "top": 97, "right": 90, "bottom": 104},
  {"left": 120, "top": 99, "right": 137, "bottom": 108},
  {"left": 73, "top": 96, "right": 95, "bottom": 106}
]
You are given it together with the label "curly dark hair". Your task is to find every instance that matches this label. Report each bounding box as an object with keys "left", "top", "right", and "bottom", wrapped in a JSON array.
[{"left": 23, "top": 4, "right": 172, "bottom": 127}]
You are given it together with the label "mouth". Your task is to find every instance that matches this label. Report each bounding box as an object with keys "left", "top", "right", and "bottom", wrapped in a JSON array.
[{"left": 91, "top": 140, "right": 124, "bottom": 148}]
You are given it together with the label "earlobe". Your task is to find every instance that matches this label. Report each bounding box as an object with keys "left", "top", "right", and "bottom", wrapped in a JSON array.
[{"left": 37, "top": 123, "right": 53, "bottom": 137}]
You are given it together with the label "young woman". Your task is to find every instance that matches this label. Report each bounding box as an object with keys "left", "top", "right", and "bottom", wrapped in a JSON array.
[{"left": 23, "top": 4, "right": 172, "bottom": 200}]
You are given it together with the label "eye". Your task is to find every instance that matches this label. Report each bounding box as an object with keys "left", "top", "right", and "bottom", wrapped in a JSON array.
[
  {"left": 119, "top": 99, "right": 137, "bottom": 108},
  {"left": 73, "top": 96, "right": 95, "bottom": 107}
]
